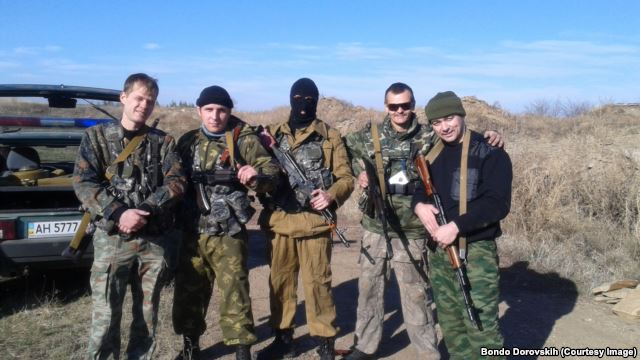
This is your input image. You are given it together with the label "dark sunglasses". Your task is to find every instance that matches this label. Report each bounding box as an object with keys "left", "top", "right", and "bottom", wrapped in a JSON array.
[{"left": 387, "top": 102, "right": 413, "bottom": 112}]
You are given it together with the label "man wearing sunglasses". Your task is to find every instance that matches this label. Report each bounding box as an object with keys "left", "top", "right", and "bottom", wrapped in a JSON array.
[{"left": 344, "top": 83, "right": 503, "bottom": 359}]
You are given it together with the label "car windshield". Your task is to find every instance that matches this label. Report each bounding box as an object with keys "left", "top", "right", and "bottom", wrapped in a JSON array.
[{"left": 1, "top": 88, "right": 122, "bottom": 188}]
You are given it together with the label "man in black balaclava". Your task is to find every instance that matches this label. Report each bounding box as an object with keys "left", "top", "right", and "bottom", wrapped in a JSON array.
[
  {"left": 288, "top": 77, "right": 319, "bottom": 131},
  {"left": 257, "top": 78, "right": 354, "bottom": 360}
]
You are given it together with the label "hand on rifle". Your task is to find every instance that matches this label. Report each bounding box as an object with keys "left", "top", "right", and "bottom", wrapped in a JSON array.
[
  {"left": 357, "top": 172, "right": 369, "bottom": 189},
  {"left": 237, "top": 164, "right": 258, "bottom": 187},
  {"left": 118, "top": 209, "right": 150, "bottom": 234},
  {"left": 414, "top": 203, "right": 440, "bottom": 236},
  {"left": 310, "top": 189, "right": 334, "bottom": 211},
  {"left": 432, "top": 222, "right": 460, "bottom": 248}
]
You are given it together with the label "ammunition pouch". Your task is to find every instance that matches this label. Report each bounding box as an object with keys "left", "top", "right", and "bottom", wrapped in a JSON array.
[{"left": 199, "top": 186, "right": 255, "bottom": 236}]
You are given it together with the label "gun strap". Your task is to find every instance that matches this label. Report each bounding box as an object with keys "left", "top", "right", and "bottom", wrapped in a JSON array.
[
  {"left": 106, "top": 126, "right": 151, "bottom": 181},
  {"left": 71, "top": 123, "right": 153, "bottom": 251},
  {"left": 458, "top": 128, "right": 471, "bottom": 260},
  {"left": 370, "top": 123, "right": 387, "bottom": 198},
  {"left": 221, "top": 124, "right": 243, "bottom": 167},
  {"left": 424, "top": 127, "right": 471, "bottom": 261}
]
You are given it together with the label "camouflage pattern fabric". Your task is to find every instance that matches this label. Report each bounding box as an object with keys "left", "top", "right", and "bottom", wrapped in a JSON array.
[
  {"left": 172, "top": 117, "right": 278, "bottom": 345},
  {"left": 344, "top": 115, "right": 436, "bottom": 239},
  {"left": 87, "top": 228, "right": 172, "bottom": 359},
  {"left": 429, "top": 240, "right": 504, "bottom": 360},
  {"left": 73, "top": 121, "right": 186, "bottom": 359},
  {"left": 267, "top": 232, "right": 336, "bottom": 337},
  {"left": 196, "top": 230, "right": 257, "bottom": 345},
  {"left": 352, "top": 230, "right": 440, "bottom": 358},
  {"left": 74, "top": 121, "right": 186, "bottom": 232},
  {"left": 259, "top": 119, "right": 353, "bottom": 337}
]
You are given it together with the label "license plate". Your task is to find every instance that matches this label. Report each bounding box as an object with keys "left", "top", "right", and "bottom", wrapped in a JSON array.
[{"left": 28, "top": 220, "right": 81, "bottom": 238}]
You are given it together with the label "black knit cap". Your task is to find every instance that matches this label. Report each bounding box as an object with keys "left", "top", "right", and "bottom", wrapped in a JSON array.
[
  {"left": 424, "top": 91, "right": 466, "bottom": 122},
  {"left": 196, "top": 85, "right": 233, "bottom": 109}
]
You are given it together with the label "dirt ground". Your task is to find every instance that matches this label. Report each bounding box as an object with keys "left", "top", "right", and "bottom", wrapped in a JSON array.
[
  {"left": 195, "top": 228, "right": 639, "bottom": 359},
  {"left": 1, "top": 227, "right": 638, "bottom": 359}
]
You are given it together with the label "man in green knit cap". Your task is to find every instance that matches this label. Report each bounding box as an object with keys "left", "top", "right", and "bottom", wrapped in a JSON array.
[{"left": 413, "top": 91, "right": 512, "bottom": 360}]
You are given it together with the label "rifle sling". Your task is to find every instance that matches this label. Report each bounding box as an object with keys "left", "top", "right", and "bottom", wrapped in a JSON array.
[
  {"left": 426, "top": 127, "right": 471, "bottom": 261},
  {"left": 370, "top": 123, "right": 387, "bottom": 198},
  {"left": 222, "top": 124, "right": 243, "bottom": 167},
  {"left": 70, "top": 126, "right": 151, "bottom": 251}
]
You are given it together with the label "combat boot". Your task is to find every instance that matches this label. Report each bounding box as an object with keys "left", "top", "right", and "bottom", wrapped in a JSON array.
[
  {"left": 235, "top": 344, "right": 252, "bottom": 360},
  {"left": 343, "top": 348, "right": 375, "bottom": 360},
  {"left": 316, "top": 336, "right": 335, "bottom": 360},
  {"left": 174, "top": 335, "right": 200, "bottom": 360},
  {"left": 256, "top": 328, "right": 295, "bottom": 359}
]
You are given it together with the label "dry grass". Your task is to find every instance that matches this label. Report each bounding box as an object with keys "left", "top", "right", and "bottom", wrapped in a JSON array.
[{"left": 2, "top": 98, "right": 640, "bottom": 358}]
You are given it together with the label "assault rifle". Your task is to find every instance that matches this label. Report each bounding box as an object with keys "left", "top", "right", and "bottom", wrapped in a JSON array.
[
  {"left": 258, "top": 127, "right": 350, "bottom": 248},
  {"left": 192, "top": 169, "right": 239, "bottom": 214},
  {"left": 414, "top": 154, "right": 483, "bottom": 331},
  {"left": 360, "top": 158, "right": 394, "bottom": 264}
]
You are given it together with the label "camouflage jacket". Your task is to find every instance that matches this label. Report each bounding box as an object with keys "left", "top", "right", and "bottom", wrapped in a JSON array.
[
  {"left": 177, "top": 116, "right": 279, "bottom": 234},
  {"left": 73, "top": 121, "right": 186, "bottom": 234},
  {"left": 260, "top": 119, "right": 354, "bottom": 237},
  {"left": 345, "top": 114, "right": 436, "bottom": 239}
]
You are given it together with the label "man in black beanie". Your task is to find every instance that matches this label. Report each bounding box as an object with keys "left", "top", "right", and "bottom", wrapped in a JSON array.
[
  {"left": 257, "top": 78, "right": 354, "bottom": 360},
  {"left": 172, "top": 85, "right": 279, "bottom": 360}
]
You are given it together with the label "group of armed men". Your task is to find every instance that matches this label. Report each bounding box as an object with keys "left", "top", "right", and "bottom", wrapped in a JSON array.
[{"left": 72, "top": 72, "right": 512, "bottom": 360}]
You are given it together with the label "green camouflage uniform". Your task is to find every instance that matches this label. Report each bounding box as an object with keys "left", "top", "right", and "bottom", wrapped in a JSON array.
[
  {"left": 415, "top": 130, "right": 512, "bottom": 360},
  {"left": 172, "top": 116, "right": 279, "bottom": 346},
  {"left": 344, "top": 114, "right": 440, "bottom": 358},
  {"left": 73, "top": 121, "right": 186, "bottom": 359}
]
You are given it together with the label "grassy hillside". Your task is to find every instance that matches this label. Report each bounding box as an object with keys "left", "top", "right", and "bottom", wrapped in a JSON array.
[{"left": 150, "top": 97, "right": 640, "bottom": 290}]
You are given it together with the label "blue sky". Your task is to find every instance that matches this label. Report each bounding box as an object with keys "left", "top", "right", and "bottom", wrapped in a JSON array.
[{"left": 1, "top": 1, "right": 638, "bottom": 113}]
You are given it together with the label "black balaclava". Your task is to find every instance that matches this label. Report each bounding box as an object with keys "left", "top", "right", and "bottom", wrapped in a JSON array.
[{"left": 289, "top": 77, "right": 319, "bottom": 130}]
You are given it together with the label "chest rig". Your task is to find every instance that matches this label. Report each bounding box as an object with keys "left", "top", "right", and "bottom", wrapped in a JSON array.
[
  {"left": 189, "top": 127, "right": 254, "bottom": 236},
  {"left": 273, "top": 131, "right": 333, "bottom": 211},
  {"left": 104, "top": 125, "right": 162, "bottom": 208}
]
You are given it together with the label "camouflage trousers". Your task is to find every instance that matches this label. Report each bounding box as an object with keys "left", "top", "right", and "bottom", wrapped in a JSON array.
[
  {"left": 267, "top": 231, "right": 337, "bottom": 337},
  {"left": 172, "top": 230, "right": 256, "bottom": 346},
  {"left": 429, "top": 239, "right": 504, "bottom": 360},
  {"left": 353, "top": 230, "right": 440, "bottom": 358},
  {"left": 87, "top": 228, "right": 172, "bottom": 360}
]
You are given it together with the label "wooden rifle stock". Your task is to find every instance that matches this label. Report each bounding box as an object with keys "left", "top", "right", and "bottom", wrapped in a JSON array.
[{"left": 414, "top": 154, "right": 483, "bottom": 331}]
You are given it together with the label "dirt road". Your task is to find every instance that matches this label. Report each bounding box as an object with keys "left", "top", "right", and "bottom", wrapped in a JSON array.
[
  {"left": 1, "top": 227, "right": 638, "bottom": 359},
  {"left": 195, "top": 229, "right": 639, "bottom": 359}
]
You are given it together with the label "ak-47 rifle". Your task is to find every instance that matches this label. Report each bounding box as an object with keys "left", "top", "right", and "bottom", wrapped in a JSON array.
[
  {"left": 360, "top": 158, "right": 394, "bottom": 264},
  {"left": 62, "top": 118, "right": 160, "bottom": 261},
  {"left": 258, "top": 127, "right": 350, "bottom": 248},
  {"left": 414, "top": 154, "right": 483, "bottom": 331}
]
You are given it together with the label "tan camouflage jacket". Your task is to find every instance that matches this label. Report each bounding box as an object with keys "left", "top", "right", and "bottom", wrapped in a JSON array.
[{"left": 261, "top": 119, "right": 354, "bottom": 237}]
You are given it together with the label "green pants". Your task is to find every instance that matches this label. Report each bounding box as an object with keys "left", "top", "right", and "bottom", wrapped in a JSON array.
[
  {"left": 429, "top": 240, "right": 504, "bottom": 360},
  {"left": 172, "top": 230, "right": 256, "bottom": 346}
]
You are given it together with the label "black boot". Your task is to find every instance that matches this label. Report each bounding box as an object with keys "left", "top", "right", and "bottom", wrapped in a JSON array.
[
  {"left": 174, "top": 335, "right": 200, "bottom": 360},
  {"left": 236, "top": 344, "right": 252, "bottom": 360},
  {"left": 316, "top": 336, "right": 335, "bottom": 360},
  {"left": 256, "top": 328, "right": 295, "bottom": 359}
]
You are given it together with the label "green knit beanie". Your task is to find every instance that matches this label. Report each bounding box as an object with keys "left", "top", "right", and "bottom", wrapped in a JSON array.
[{"left": 424, "top": 91, "right": 466, "bottom": 122}]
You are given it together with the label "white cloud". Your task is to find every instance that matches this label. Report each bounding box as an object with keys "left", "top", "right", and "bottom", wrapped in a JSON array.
[{"left": 143, "top": 43, "right": 160, "bottom": 50}]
